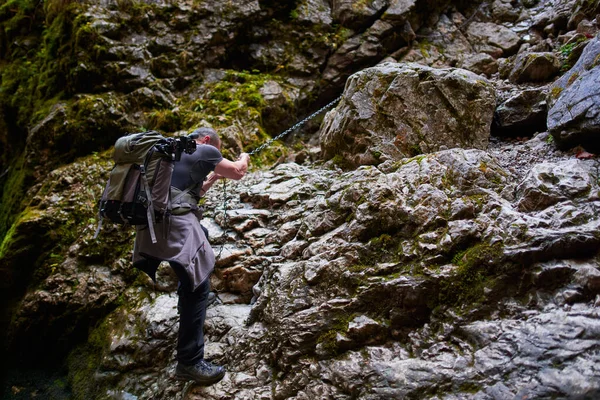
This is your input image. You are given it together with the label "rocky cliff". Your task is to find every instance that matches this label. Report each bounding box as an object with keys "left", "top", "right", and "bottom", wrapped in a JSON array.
[{"left": 1, "top": 0, "right": 600, "bottom": 399}]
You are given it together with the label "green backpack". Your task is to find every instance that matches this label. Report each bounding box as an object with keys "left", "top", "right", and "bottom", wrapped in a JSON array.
[{"left": 95, "top": 131, "right": 196, "bottom": 243}]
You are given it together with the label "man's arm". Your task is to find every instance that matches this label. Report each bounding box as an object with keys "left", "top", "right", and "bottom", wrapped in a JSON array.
[
  {"left": 198, "top": 172, "right": 222, "bottom": 197},
  {"left": 213, "top": 153, "right": 250, "bottom": 180}
]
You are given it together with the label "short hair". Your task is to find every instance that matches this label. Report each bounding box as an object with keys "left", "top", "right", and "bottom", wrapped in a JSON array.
[{"left": 189, "top": 127, "right": 220, "bottom": 147}]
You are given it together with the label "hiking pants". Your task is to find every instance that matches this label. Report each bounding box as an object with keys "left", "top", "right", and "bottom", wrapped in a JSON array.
[{"left": 170, "top": 262, "right": 210, "bottom": 366}]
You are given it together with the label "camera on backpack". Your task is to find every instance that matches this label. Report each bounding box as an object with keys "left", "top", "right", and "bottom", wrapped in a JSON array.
[
  {"left": 155, "top": 136, "right": 197, "bottom": 161},
  {"left": 172, "top": 136, "right": 197, "bottom": 161}
]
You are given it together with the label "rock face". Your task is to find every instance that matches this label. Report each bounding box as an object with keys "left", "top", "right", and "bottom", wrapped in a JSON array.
[
  {"left": 320, "top": 63, "right": 496, "bottom": 168},
  {"left": 547, "top": 34, "right": 600, "bottom": 151},
  {"left": 63, "top": 144, "right": 600, "bottom": 400},
  {"left": 3, "top": 0, "right": 600, "bottom": 399}
]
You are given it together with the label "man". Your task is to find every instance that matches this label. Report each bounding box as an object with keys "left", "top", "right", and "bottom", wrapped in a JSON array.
[{"left": 133, "top": 127, "right": 250, "bottom": 385}]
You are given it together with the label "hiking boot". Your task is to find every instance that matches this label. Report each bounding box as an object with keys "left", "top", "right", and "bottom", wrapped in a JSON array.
[{"left": 175, "top": 360, "right": 226, "bottom": 385}]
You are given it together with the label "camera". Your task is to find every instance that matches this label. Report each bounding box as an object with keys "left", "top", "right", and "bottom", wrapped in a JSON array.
[
  {"left": 172, "top": 136, "right": 197, "bottom": 161},
  {"left": 155, "top": 136, "right": 197, "bottom": 161}
]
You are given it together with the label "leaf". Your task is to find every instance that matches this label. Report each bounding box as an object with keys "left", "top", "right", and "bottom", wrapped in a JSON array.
[{"left": 576, "top": 150, "right": 595, "bottom": 159}]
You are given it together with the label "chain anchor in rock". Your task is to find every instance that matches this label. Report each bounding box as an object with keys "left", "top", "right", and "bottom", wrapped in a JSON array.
[{"left": 248, "top": 95, "right": 342, "bottom": 156}]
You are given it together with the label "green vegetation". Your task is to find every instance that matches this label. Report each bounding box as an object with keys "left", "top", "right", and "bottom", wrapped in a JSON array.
[
  {"left": 559, "top": 40, "right": 582, "bottom": 58},
  {"left": 331, "top": 154, "right": 352, "bottom": 170},
  {"left": 441, "top": 242, "right": 505, "bottom": 306},
  {"left": 316, "top": 312, "right": 357, "bottom": 355},
  {"left": 0, "top": 0, "right": 114, "bottom": 240},
  {"left": 558, "top": 37, "right": 589, "bottom": 72},
  {"left": 0, "top": 0, "right": 101, "bottom": 129},
  {"left": 150, "top": 69, "right": 292, "bottom": 164},
  {"left": 550, "top": 86, "right": 563, "bottom": 100},
  {"left": 0, "top": 152, "right": 27, "bottom": 240},
  {"left": 567, "top": 71, "right": 580, "bottom": 85},
  {"left": 0, "top": 152, "right": 123, "bottom": 288},
  {"left": 67, "top": 304, "right": 139, "bottom": 400}
]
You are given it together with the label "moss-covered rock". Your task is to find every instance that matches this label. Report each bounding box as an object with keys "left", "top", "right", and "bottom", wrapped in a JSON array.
[{"left": 1, "top": 151, "right": 140, "bottom": 362}]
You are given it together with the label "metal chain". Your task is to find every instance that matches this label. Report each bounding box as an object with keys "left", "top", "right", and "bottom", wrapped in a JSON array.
[
  {"left": 215, "top": 179, "right": 228, "bottom": 261},
  {"left": 248, "top": 95, "right": 342, "bottom": 156}
]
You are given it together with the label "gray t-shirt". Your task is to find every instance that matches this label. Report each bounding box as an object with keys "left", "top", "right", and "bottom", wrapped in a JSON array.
[{"left": 171, "top": 144, "right": 223, "bottom": 198}]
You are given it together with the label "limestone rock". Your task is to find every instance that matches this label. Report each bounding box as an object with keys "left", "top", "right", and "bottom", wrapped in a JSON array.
[
  {"left": 459, "top": 53, "right": 499, "bottom": 77},
  {"left": 492, "top": 87, "right": 548, "bottom": 136},
  {"left": 508, "top": 52, "right": 561, "bottom": 83},
  {"left": 466, "top": 22, "right": 522, "bottom": 57},
  {"left": 320, "top": 62, "right": 495, "bottom": 168},
  {"left": 547, "top": 34, "right": 600, "bottom": 151},
  {"left": 515, "top": 159, "right": 600, "bottom": 212}
]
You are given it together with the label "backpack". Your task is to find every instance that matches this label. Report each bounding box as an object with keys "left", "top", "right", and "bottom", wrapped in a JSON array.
[{"left": 94, "top": 130, "right": 197, "bottom": 243}]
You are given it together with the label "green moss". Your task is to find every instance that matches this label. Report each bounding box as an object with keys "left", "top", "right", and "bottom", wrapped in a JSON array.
[
  {"left": 567, "top": 72, "right": 580, "bottom": 85},
  {"left": 441, "top": 242, "right": 504, "bottom": 306},
  {"left": 550, "top": 86, "right": 563, "bottom": 100},
  {"left": 409, "top": 143, "right": 422, "bottom": 157},
  {"left": 348, "top": 264, "right": 371, "bottom": 273},
  {"left": 168, "top": 69, "right": 294, "bottom": 166},
  {"left": 478, "top": 161, "right": 488, "bottom": 173},
  {"left": 331, "top": 154, "right": 351, "bottom": 170},
  {"left": 369, "top": 234, "right": 394, "bottom": 250},
  {"left": 414, "top": 155, "right": 426, "bottom": 164},
  {"left": 0, "top": 152, "right": 28, "bottom": 241},
  {"left": 0, "top": 0, "right": 112, "bottom": 141},
  {"left": 67, "top": 311, "right": 123, "bottom": 400},
  {"left": 418, "top": 40, "right": 431, "bottom": 58},
  {"left": 316, "top": 312, "right": 357, "bottom": 355},
  {"left": 0, "top": 220, "right": 18, "bottom": 260},
  {"left": 459, "top": 382, "right": 482, "bottom": 394},
  {"left": 147, "top": 108, "right": 182, "bottom": 132}
]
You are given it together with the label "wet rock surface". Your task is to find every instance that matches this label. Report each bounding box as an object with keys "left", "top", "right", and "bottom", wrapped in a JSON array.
[
  {"left": 2, "top": 0, "right": 600, "bottom": 399},
  {"left": 547, "top": 34, "right": 600, "bottom": 151},
  {"left": 53, "top": 138, "right": 598, "bottom": 399},
  {"left": 320, "top": 63, "right": 495, "bottom": 168}
]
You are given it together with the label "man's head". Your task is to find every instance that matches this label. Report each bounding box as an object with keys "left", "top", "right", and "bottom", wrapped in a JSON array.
[{"left": 189, "top": 127, "right": 221, "bottom": 149}]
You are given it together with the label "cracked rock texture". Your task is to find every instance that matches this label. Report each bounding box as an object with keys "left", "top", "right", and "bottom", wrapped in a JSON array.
[{"left": 2, "top": 0, "right": 600, "bottom": 399}]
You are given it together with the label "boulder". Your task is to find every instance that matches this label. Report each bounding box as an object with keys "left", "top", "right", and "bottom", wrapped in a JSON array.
[
  {"left": 547, "top": 34, "right": 600, "bottom": 151},
  {"left": 515, "top": 159, "right": 600, "bottom": 212},
  {"left": 492, "top": 87, "right": 548, "bottom": 137},
  {"left": 320, "top": 62, "right": 495, "bottom": 168},
  {"left": 508, "top": 52, "right": 561, "bottom": 83},
  {"left": 492, "top": 0, "right": 522, "bottom": 23},
  {"left": 466, "top": 22, "right": 522, "bottom": 57},
  {"left": 459, "top": 53, "right": 499, "bottom": 77}
]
